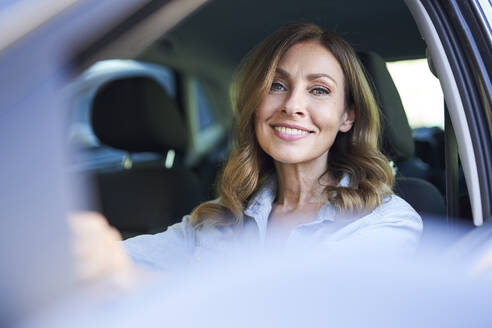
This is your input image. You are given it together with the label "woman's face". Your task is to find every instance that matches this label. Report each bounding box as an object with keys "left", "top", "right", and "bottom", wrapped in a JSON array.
[{"left": 255, "top": 41, "right": 354, "bottom": 165}]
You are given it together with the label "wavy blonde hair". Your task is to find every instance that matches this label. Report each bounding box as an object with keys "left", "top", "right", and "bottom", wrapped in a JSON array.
[{"left": 190, "top": 23, "right": 393, "bottom": 228}]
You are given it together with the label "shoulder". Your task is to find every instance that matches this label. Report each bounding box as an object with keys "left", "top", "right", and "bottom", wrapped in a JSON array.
[
  {"left": 376, "top": 194, "right": 417, "bottom": 212},
  {"left": 371, "top": 194, "right": 422, "bottom": 228},
  {"left": 335, "top": 195, "right": 423, "bottom": 255}
]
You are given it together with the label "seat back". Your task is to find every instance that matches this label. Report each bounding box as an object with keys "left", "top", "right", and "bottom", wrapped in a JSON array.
[
  {"left": 393, "top": 177, "right": 445, "bottom": 216},
  {"left": 358, "top": 51, "right": 445, "bottom": 217},
  {"left": 91, "top": 76, "right": 205, "bottom": 237}
]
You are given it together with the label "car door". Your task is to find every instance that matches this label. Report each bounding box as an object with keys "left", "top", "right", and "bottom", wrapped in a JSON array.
[{"left": 406, "top": 0, "right": 491, "bottom": 228}]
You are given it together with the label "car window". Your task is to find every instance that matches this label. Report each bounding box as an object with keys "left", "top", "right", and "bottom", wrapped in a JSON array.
[
  {"left": 183, "top": 76, "right": 227, "bottom": 166},
  {"left": 386, "top": 58, "right": 444, "bottom": 129},
  {"left": 191, "top": 79, "right": 215, "bottom": 131}
]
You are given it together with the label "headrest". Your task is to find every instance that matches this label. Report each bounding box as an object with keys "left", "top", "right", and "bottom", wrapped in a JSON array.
[
  {"left": 358, "top": 51, "right": 415, "bottom": 161},
  {"left": 91, "top": 76, "right": 188, "bottom": 153}
]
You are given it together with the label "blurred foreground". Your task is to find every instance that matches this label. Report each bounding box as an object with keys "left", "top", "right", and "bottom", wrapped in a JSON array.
[{"left": 15, "top": 219, "right": 492, "bottom": 328}]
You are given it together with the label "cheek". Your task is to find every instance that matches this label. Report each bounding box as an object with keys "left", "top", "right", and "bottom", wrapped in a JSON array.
[
  {"left": 254, "top": 117, "right": 268, "bottom": 146},
  {"left": 253, "top": 107, "right": 266, "bottom": 145},
  {"left": 253, "top": 109, "right": 274, "bottom": 156},
  {"left": 311, "top": 111, "right": 341, "bottom": 133},
  {"left": 256, "top": 97, "right": 273, "bottom": 118},
  {"left": 256, "top": 92, "right": 284, "bottom": 117},
  {"left": 254, "top": 100, "right": 275, "bottom": 132},
  {"left": 253, "top": 108, "right": 264, "bottom": 136},
  {"left": 311, "top": 100, "right": 347, "bottom": 132}
]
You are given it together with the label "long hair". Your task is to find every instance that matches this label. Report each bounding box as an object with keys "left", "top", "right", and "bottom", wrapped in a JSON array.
[{"left": 190, "top": 23, "right": 393, "bottom": 228}]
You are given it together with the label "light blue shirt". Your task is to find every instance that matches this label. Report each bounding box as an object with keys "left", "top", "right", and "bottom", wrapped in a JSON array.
[{"left": 124, "top": 175, "right": 423, "bottom": 271}]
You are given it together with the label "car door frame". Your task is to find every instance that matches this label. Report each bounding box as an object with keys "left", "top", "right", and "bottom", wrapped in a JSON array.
[{"left": 406, "top": 0, "right": 492, "bottom": 227}]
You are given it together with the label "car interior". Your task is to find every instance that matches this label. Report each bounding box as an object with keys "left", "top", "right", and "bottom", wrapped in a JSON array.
[
  {"left": 0, "top": 0, "right": 492, "bottom": 327},
  {"left": 69, "top": 0, "right": 477, "bottom": 241},
  {"left": 1, "top": 0, "right": 491, "bottom": 324}
]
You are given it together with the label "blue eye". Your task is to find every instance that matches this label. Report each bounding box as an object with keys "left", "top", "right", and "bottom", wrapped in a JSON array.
[
  {"left": 311, "top": 87, "right": 330, "bottom": 95},
  {"left": 270, "top": 82, "right": 286, "bottom": 92}
]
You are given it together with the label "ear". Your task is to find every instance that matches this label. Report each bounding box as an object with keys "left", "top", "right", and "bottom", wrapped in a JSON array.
[{"left": 339, "top": 107, "right": 355, "bottom": 133}]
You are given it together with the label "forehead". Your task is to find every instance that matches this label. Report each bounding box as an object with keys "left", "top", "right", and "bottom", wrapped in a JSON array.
[{"left": 277, "top": 41, "right": 344, "bottom": 81}]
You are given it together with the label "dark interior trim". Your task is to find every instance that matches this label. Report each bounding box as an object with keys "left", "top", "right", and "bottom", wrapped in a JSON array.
[
  {"left": 421, "top": 0, "right": 492, "bottom": 223},
  {"left": 444, "top": 104, "right": 460, "bottom": 223},
  {"left": 72, "top": 0, "right": 172, "bottom": 71},
  {"left": 446, "top": 0, "right": 492, "bottom": 219}
]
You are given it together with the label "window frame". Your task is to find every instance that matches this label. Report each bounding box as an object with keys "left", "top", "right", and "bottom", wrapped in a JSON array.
[{"left": 406, "top": 0, "right": 492, "bottom": 226}]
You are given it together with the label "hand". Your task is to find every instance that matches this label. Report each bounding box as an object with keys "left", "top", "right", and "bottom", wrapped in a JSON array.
[{"left": 69, "top": 212, "right": 138, "bottom": 287}]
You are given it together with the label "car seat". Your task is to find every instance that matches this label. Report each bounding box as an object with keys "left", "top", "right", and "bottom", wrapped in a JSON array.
[
  {"left": 358, "top": 51, "right": 445, "bottom": 217},
  {"left": 91, "top": 76, "right": 206, "bottom": 238},
  {"left": 413, "top": 127, "right": 445, "bottom": 184}
]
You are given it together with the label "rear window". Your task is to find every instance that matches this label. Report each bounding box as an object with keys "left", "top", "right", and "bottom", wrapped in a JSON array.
[
  {"left": 386, "top": 58, "right": 444, "bottom": 129},
  {"left": 191, "top": 80, "right": 215, "bottom": 131}
]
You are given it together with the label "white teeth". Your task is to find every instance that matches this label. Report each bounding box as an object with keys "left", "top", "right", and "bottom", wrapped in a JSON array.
[{"left": 274, "top": 126, "right": 309, "bottom": 135}]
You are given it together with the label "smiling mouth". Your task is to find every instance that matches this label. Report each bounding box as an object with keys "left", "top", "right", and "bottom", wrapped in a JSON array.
[{"left": 271, "top": 124, "right": 315, "bottom": 135}]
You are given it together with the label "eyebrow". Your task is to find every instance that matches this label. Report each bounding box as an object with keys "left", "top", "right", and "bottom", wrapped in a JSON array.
[{"left": 275, "top": 68, "right": 337, "bottom": 86}]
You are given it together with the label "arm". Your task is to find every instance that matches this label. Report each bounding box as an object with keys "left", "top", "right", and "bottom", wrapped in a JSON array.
[
  {"left": 70, "top": 212, "right": 196, "bottom": 287},
  {"left": 123, "top": 215, "right": 196, "bottom": 271}
]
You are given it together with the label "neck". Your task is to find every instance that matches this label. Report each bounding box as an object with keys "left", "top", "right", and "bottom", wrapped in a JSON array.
[{"left": 274, "top": 155, "right": 335, "bottom": 210}]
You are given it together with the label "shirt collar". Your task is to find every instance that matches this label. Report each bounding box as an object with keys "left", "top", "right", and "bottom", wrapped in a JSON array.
[
  {"left": 244, "top": 173, "right": 351, "bottom": 225},
  {"left": 338, "top": 173, "right": 350, "bottom": 188},
  {"left": 244, "top": 174, "right": 277, "bottom": 219}
]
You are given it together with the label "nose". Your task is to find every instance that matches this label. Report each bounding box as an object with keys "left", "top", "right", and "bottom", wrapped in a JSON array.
[{"left": 281, "top": 88, "right": 306, "bottom": 117}]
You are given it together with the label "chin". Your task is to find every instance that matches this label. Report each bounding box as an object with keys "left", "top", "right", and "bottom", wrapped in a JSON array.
[
  {"left": 266, "top": 146, "right": 329, "bottom": 166},
  {"left": 269, "top": 151, "right": 309, "bottom": 165}
]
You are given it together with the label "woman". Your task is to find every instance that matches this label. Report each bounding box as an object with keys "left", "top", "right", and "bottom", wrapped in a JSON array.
[{"left": 121, "top": 23, "right": 422, "bottom": 271}]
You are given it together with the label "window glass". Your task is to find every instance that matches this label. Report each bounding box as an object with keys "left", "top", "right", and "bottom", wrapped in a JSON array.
[
  {"left": 191, "top": 80, "right": 214, "bottom": 131},
  {"left": 386, "top": 58, "right": 444, "bottom": 129}
]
